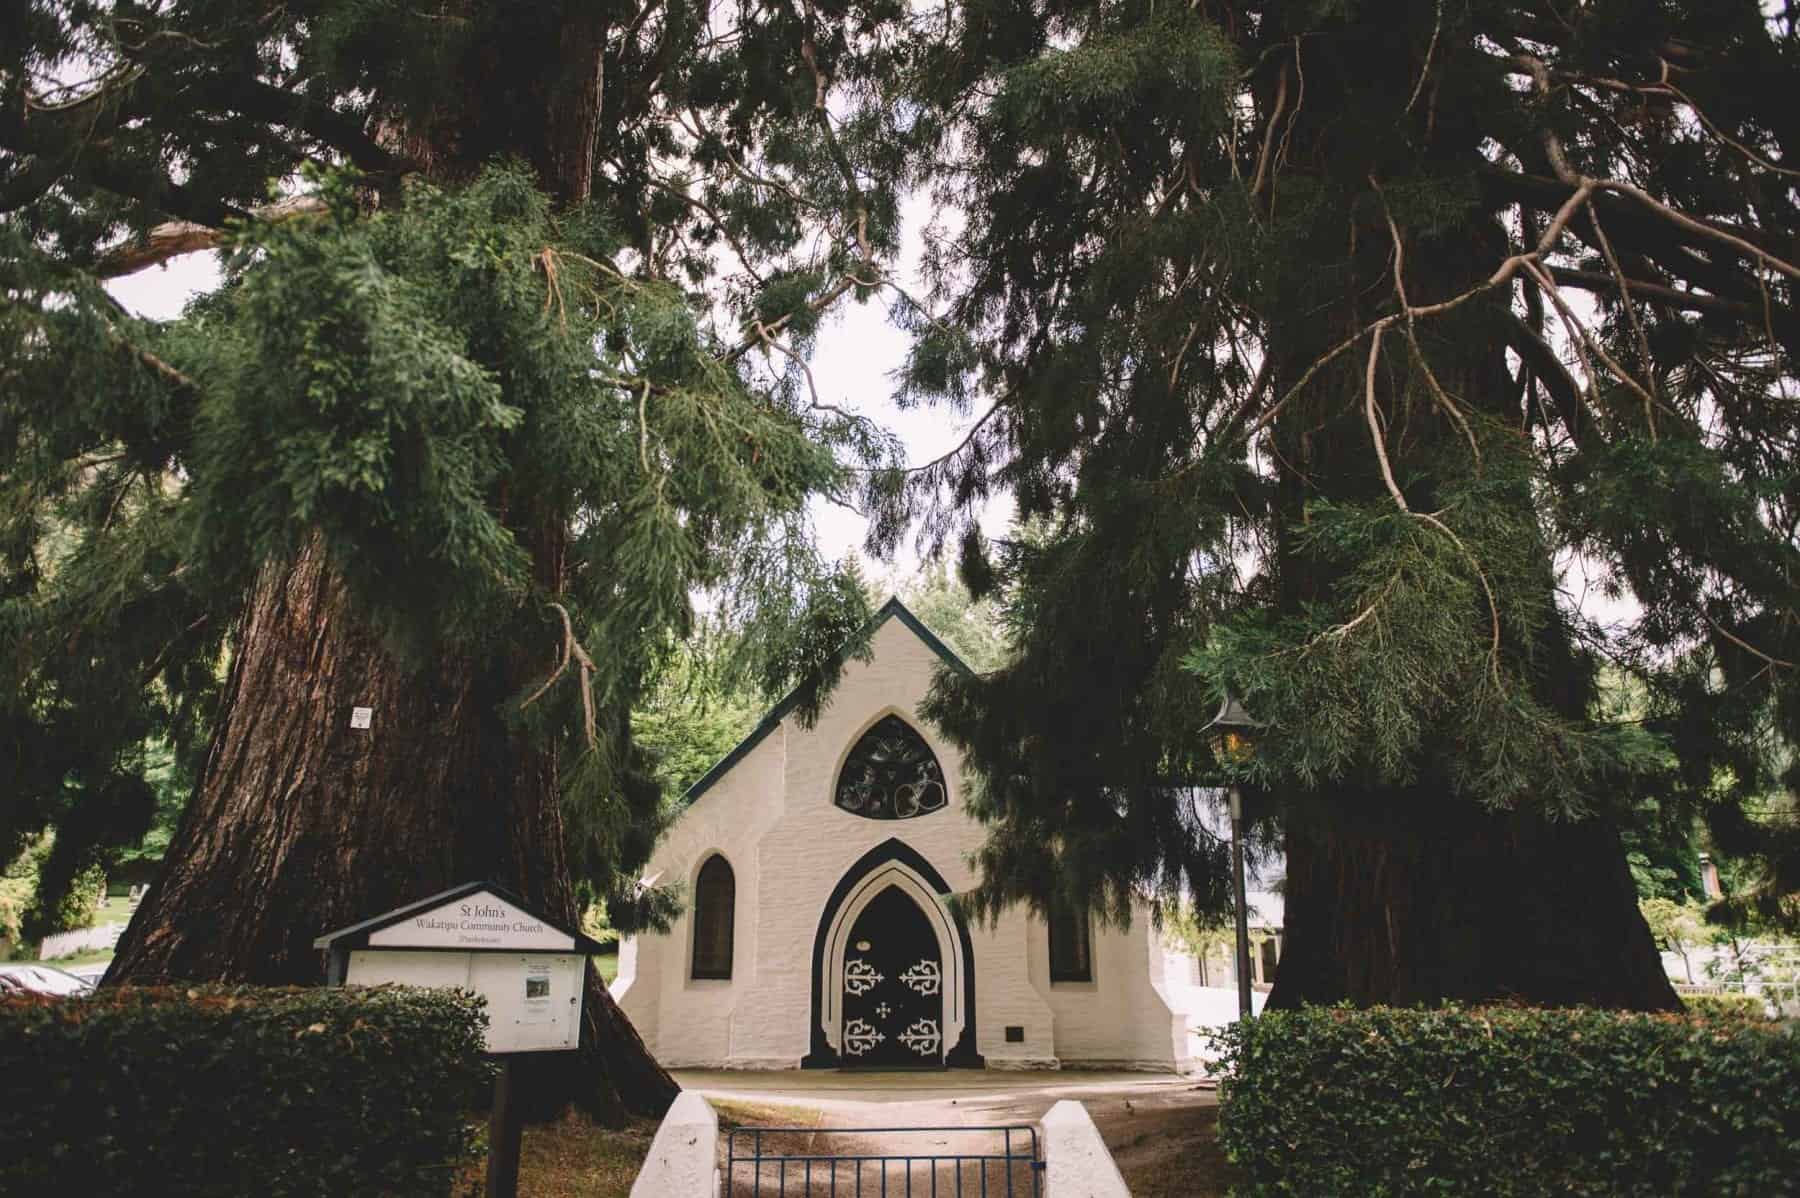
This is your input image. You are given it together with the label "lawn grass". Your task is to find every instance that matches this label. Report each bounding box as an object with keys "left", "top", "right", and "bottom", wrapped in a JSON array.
[
  {"left": 447, "top": 1098, "right": 819, "bottom": 1198},
  {"left": 711, "top": 1098, "right": 826, "bottom": 1130},
  {"left": 40, "top": 949, "right": 617, "bottom": 978},
  {"left": 459, "top": 1112, "right": 660, "bottom": 1198},
  {"left": 34, "top": 947, "right": 609, "bottom": 976},
  {"left": 1112, "top": 1103, "right": 1237, "bottom": 1198}
]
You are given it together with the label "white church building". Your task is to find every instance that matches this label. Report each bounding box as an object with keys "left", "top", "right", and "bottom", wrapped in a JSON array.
[{"left": 615, "top": 599, "right": 1277, "bottom": 1071}]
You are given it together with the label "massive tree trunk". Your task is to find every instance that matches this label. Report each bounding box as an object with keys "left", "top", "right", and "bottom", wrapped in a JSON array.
[
  {"left": 1267, "top": 792, "right": 1679, "bottom": 1009},
  {"left": 108, "top": 2, "right": 681, "bottom": 1118},
  {"left": 1256, "top": 17, "right": 1679, "bottom": 1012},
  {"left": 106, "top": 540, "right": 679, "bottom": 1116}
]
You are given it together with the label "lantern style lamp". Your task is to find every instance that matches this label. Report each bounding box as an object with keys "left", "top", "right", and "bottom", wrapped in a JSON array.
[{"left": 1206, "top": 690, "right": 1263, "bottom": 1020}]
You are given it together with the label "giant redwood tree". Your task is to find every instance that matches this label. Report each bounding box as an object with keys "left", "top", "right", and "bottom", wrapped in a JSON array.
[
  {"left": 875, "top": 0, "right": 1800, "bottom": 1007},
  {"left": 12, "top": 0, "right": 1800, "bottom": 1044},
  {"left": 1, "top": 0, "right": 915, "bottom": 1114}
]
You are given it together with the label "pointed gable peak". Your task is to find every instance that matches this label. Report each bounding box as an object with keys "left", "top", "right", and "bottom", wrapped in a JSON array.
[
  {"left": 681, "top": 596, "right": 972, "bottom": 804},
  {"left": 869, "top": 595, "right": 975, "bottom": 678}
]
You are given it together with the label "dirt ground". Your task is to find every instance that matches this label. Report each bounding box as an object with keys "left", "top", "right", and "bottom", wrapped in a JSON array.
[{"left": 678, "top": 1069, "right": 1234, "bottom": 1196}]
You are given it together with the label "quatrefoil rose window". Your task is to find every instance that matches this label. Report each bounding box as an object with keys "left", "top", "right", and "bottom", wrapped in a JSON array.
[{"left": 834, "top": 715, "right": 949, "bottom": 820}]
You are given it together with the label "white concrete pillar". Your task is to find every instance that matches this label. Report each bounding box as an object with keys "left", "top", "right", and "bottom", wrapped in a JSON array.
[
  {"left": 630, "top": 1090, "right": 719, "bottom": 1198},
  {"left": 1041, "top": 1099, "right": 1131, "bottom": 1196}
]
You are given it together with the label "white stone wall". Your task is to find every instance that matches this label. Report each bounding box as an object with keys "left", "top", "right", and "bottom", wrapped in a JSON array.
[
  {"left": 1032, "top": 915, "right": 1192, "bottom": 1071},
  {"left": 1157, "top": 945, "right": 1270, "bottom": 1018},
  {"left": 37, "top": 922, "right": 126, "bottom": 960},
  {"left": 617, "top": 612, "right": 1188, "bottom": 1070}
]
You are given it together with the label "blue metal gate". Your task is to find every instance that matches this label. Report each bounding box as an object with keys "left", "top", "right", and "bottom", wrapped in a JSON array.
[{"left": 725, "top": 1124, "right": 1044, "bottom": 1196}]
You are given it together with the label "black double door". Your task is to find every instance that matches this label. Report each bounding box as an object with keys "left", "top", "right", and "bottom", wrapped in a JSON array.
[{"left": 840, "top": 887, "right": 944, "bottom": 1068}]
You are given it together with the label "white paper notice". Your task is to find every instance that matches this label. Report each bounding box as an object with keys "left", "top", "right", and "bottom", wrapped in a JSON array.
[
  {"left": 349, "top": 706, "right": 373, "bottom": 730},
  {"left": 522, "top": 962, "right": 555, "bottom": 1025}
]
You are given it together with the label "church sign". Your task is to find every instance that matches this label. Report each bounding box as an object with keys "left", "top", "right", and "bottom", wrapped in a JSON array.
[
  {"left": 313, "top": 881, "right": 603, "bottom": 1055},
  {"left": 366, "top": 890, "right": 577, "bottom": 952},
  {"left": 315, "top": 881, "right": 608, "bottom": 1198}
]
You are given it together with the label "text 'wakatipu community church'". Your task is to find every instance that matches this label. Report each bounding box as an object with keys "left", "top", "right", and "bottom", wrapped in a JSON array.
[{"left": 616, "top": 599, "right": 1282, "bottom": 1071}]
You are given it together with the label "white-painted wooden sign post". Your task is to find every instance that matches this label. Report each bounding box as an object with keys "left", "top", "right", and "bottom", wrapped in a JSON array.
[{"left": 314, "top": 881, "right": 607, "bottom": 1198}]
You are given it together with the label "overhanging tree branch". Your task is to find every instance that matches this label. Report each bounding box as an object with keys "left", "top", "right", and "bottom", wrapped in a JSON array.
[{"left": 95, "top": 194, "right": 329, "bottom": 277}]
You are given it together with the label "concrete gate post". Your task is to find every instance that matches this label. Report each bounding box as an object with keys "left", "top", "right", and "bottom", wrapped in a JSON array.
[
  {"left": 1041, "top": 1100, "right": 1132, "bottom": 1196},
  {"left": 630, "top": 1091, "right": 720, "bottom": 1198}
]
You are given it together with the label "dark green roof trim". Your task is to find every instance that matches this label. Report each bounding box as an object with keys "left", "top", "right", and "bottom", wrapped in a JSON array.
[
  {"left": 680, "top": 597, "right": 973, "bottom": 805},
  {"left": 881, "top": 596, "right": 978, "bottom": 682}
]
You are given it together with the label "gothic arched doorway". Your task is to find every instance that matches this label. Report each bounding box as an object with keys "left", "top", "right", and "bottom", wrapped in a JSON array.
[
  {"left": 802, "top": 838, "right": 981, "bottom": 1069},
  {"left": 840, "top": 886, "right": 944, "bottom": 1067}
]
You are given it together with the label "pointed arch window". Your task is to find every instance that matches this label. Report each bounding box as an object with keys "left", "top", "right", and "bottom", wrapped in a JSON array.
[
  {"left": 1048, "top": 896, "right": 1093, "bottom": 983},
  {"left": 691, "top": 855, "right": 735, "bottom": 980},
  {"left": 834, "top": 715, "right": 949, "bottom": 820}
]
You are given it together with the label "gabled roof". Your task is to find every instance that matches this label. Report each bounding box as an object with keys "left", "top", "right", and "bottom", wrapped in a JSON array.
[
  {"left": 681, "top": 597, "right": 972, "bottom": 805},
  {"left": 311, "top": 879, "right": 609, "bottom": 954}
]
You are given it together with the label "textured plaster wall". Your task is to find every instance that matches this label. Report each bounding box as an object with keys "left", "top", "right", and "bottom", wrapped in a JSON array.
[
  {"left": 617, "top": 614, "right": 1186, "bottom": 1069},
  {"left": 1031, "top": 914, "right": 1192, "bottom": 1070}
]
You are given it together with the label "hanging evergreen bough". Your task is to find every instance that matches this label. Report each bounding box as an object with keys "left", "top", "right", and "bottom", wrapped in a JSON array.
[
  {"left": 867, "top": 1, "right": 1800, "bottom": 1007},
  {"left": 1, "top": 0, "right": 920, "bottom": 1118}
]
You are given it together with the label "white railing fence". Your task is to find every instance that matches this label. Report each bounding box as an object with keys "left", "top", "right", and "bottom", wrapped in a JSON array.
[{"left": 37, "top": 922, "right": 127, "bottom": 961}]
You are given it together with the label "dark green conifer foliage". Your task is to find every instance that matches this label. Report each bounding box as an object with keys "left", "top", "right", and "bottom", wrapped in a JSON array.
[
  {"left": 4, "top": 0, "right": 917, "bottom": 1113},
  {"left": 874, "top": 0, "right": 1800, "bottom": 1005}
]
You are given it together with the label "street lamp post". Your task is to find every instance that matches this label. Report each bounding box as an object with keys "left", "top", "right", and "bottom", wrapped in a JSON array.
[
  {"left": 1207, "top": 691, "right": 1262, "bottom": 1021},
  {"left": 1229, "top": 784, "right": 1253, "bottom": 1020}
]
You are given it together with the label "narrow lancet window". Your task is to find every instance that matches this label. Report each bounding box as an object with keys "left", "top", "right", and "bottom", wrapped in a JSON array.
[
  {"left": 691, "top": 854, "right": 735, "bottom": 979},
  {"left": 1049, "top": 897, "right": 1093, "bottom": 983}
]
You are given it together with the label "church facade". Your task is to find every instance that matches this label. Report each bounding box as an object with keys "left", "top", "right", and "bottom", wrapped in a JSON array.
[{"left": 614, "top": 599, "right": 1247, "bottom": 1071}]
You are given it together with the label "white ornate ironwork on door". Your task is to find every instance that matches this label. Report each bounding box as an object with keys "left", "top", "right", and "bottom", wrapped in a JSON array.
[
  {"left": 843, "top": 1018, "right": 885, "bottom": 1056},
  {"left": 899, "top": 1018, "right": 941, "bottom": 1057},
  {"left": 899, "top": 958, "right": 941, "bottom": 995},
  {"left": 844, "top": 958, "right": 883, "bottom": 996}
]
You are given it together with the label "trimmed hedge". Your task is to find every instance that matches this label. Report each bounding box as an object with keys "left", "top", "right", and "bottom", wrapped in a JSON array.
[
  {"left": 1212, "top": 1005, "right": 1800, "bottom": 1196},
  {"left": 0, "top": 985, "right": 490, "bottom": 1196}
]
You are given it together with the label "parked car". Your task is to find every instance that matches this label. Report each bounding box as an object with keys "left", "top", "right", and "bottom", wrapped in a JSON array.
[{"left": 0, "top": 964, "right": 95, "bottom": 997}]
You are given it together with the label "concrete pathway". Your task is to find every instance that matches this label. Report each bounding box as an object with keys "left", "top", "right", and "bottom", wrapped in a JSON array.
[
  {"left": 674, "top": 1067, "right": 1205, "bottom": 1114},
  {"left": 673, "top": 1069, "right": 1218, "bottom": 1195}
]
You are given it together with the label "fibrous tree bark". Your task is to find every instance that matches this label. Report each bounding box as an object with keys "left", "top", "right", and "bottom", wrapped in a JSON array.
[
  {"left": 108, "top": 538, "right": 676, "bottom": 1113},
  {"left": 106, "top": 537, "right": 570, "bottom": 978},
  {"left": 1272, "top": 800, "right": 1676, "bottom": 1008},
  {"left": 71, "top": 1, "right": 574, "bottom": 1120},
  {"left": 880, "top": 1, "right": 1795, "bottom": 1010},
  {"left": 1252, "top": 18, "right": 1676, "bottom": 1009},
  {"left": 12, "top": 15, "right": 895, "bottom": 1120},
  {"left": 101, "top": 3, "right": 690, "bottom": 1117}
]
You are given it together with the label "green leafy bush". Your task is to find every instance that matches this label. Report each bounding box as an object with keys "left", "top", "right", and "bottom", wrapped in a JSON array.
[
  {"left": 1682, "top": 992, "right": 1770, "bottom": 1019},
  {"left": 0, "top": 985, "right": 490, "bottom": 1196},
  {"left": 1212, "top": 1005, "right": 1800, "bottom": 1196},
  {"left": 5, "top": 833, "right": 106, "bottom": 943}
]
